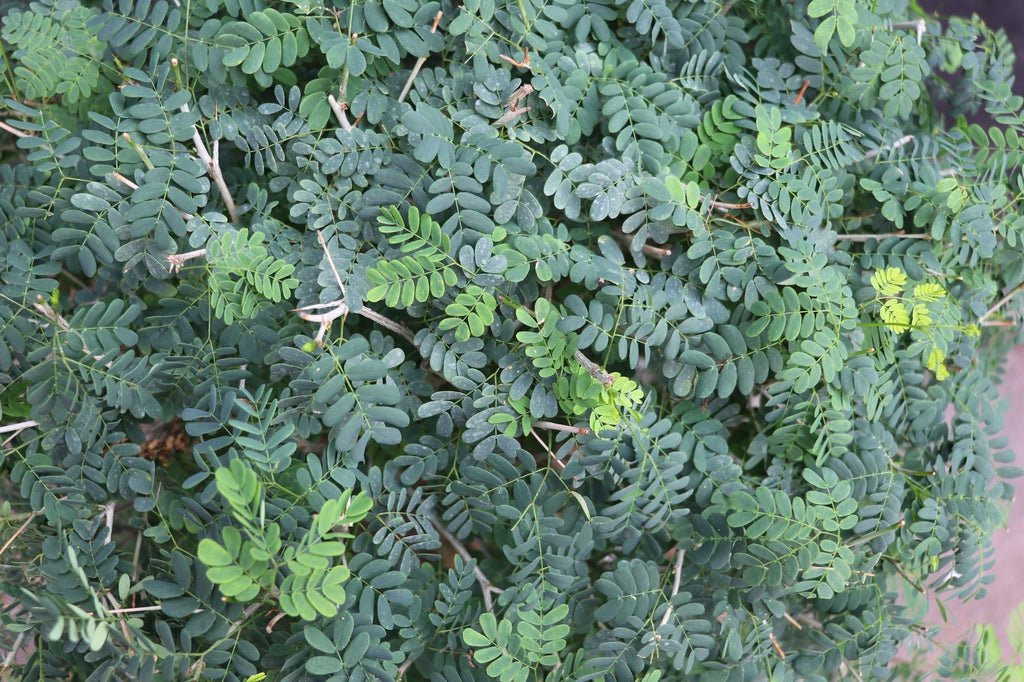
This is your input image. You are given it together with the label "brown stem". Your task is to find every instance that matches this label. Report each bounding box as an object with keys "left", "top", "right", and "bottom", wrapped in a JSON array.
[
  {"left": 327, "top": 93, "right": 353, "bottom": 131},
  {"left": 710, "top": 200, "right": 752, "bottom": 212},
  {"left": 533, "top": 420, "right": 590, "bottom": 436},
  {"left": 430, "top": 516, "right": 500, "bottom": 613},
  {"left": 167, "top": 248, "right": 207, "bottom": 274},
  {"left": 981, "top": 281, "right": 1024, "bottom": 322},
  {"left": 180, "top": 103, "right": 238, "bottom": 223},
  {"left": 834, "top": 232, "right": 930, "bottom": 242},
  {"left": 529, "top": 429, "right": 566, "bottom": 471},
  {"left": 642, "top": 243, "right": 672, "bottom": 259},
  {"left": 0, "top": 420, "right": 38, "bottom": 435},
  {"left": 862, "top": 134, "right": 914, "bottom": 161},
  {"left": 0, "top": 512, "right": 38, "bottom": 558},
  {"left": 574, "top": 350, "right": 615, "bottom": 386},
  {"left": 659, "top": 549, "right": 686, "bottom": 626},
  {"left": 793, "top": 80, "right": 810, "bottom": 106},
  {"left": 0, "top": 120, "right": 29, "bottom": 138},
  {"left": 398, "top": 11, "right": 443, "bottom": 103}
]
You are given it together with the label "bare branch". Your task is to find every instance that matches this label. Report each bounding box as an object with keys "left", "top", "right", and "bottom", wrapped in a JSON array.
[
  {"left": 167, "top": 248, "right": 207, "bottom": 273},
  {"left": 180, "top": 103, "right": 238, "bottom": 222},
  {"left": 317, "top": 230, "right": 348, "bottom": 301},
  {"left": 327, "top": 93, "right": 354, "bottom": 131},
  {"left": 574, "top": 350, "right": 615, "bottom": 386},
  {"left": 981, "top": 281, "right": 1024, "bottom": 323},
  {"left": 110, "top": 171, "right": 139, "bottom": 191},
  {"left": 398, "top": 11, "right": 443, "bottom": 103},
  {"left": 834, "top": 232, "right": 930, "bottom": 242},
  {"left": 0, "top": 511, "right": 39, "bottom": 558},
  {"left": 0, "top": 420, "right": 38, "bottom": 435},
  {"left": 533, "top": 420, "right": 590, "bottom": 436},
  {"left": 0, "top": 120, "right": 30, "bottom": 138},
  {"left": 862, "top": 134, "right": 914, "bottom": 161},
  {"left": 659, "top": 549, "right": 686, "bottom": 626},
  {"left": 430, "top": 515, "right": 501, "bottom": 613},
  {"left": 710, "top": 199, "right": 752, "bottom": 213},
  {"left": 102, "top": 501, "right": 116, "bottom": 545}
]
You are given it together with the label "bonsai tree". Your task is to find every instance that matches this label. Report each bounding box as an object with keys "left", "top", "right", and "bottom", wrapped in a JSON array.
[{"left": 0, "top": 0, "right": 1022, "bottom": 679}]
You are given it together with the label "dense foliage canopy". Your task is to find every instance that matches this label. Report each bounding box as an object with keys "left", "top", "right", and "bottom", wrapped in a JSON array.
[{"left": 1, "top": 0, "right": 1023, "bottom": 679}]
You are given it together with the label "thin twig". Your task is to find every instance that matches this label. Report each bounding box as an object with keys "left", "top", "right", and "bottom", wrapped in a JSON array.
[
  {"left": 187, "top": 602, "right": 262, "bottom": 676},
  {"left": 167, "top": 249, "right": 207, "bottom": 273},
  {"left": 981, "top": 282, "right": 1024, "bottom": 323},
  {"left": 180, "top": 103, "right": 238, "bottom": 222},
  {"left": 398, "top": 11, "right": 443, "bottom": 103},
  {"left": 298, "top": 232, "right": 416, "bottom": 343},
  {"left": 430, "top": 516, "right": 501, "bottom": 613},
  {"left": 574, "top": 350, "right": 615, "bottom": 386},
  {"left": 102, "top": 501, "right": 116, "bottom": 545},
  {"left": 0, "top": 120, "right": 29, "bottom": 138},
  {"left": 107, "top": 604, "right": 163, "bottom": 615},
  {"left": 659, "top": 549, "right": 686, "bottom": 626},
  {"left": 710, "top": 199, "right": 752, "bottom": 213},
  {"left": 264, "top": 611, "right": 287, "bottom": 633},
  {"left": 834, "top": 232, "right": 930, "bottom": 242},
  {"left": 0, "top": 512, "right": 38, "bottom": 558},
  {"left": 890, "top": 19, "right": 926, "bottom": 44},
  {"left": 769, "top": 632, "right": 786, "bottom": 659},
  {"left": 862, "top": 134, "right": 914, "bottom": 161},
  {"left": 533, "top": 420, "right": 590, "bottom": 436},
  {"left": 0, "top": 420, "right": 38, "bottom": 435},
  {"left": 782, "top": 612, "right": 803, "bottom": 630},
  {"left": 529, "top": 428, "right": 566, "bottom": 472},
  {"left": 793, "top": 80, "right": 810, "bottom": 106},
  {"left": 884, "top": 555, "right": 926, "bottom": 594},
  {"left": 327, "top": 93, "right": 353, "bottom": 131},
  {"left": 317, "top": 231, "right": 348, "bottom": 301},
  {"left": 1, "top": 632, "right": 25, "bottom": 669}
]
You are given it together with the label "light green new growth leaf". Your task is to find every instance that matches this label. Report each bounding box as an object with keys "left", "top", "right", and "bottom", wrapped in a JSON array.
[
  {"left": 367, "top": 205, "right": 457, "bottom": 308},
  {"left": 870, "top": 267, "right": 908, "bottom": 296}
]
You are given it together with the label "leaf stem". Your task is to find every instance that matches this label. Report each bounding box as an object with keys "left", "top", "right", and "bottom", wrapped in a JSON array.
[
  {"left": 121, "top": 133, "right": 155, "bottom": 171},
  {"left": 847, "top": 519, "right": 904, "bottom": 547}
]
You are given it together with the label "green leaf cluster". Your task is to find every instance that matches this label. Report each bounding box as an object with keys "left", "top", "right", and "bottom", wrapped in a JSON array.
[{"left": 1, "top": 0, "right": 1022, "bottom": 680}]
